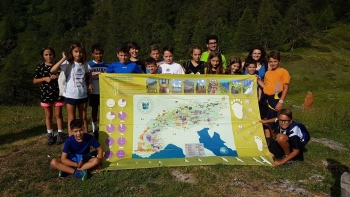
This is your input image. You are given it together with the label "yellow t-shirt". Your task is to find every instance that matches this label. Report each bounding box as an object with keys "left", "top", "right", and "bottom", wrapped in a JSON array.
[{"left": 263, "top": 68, "right": 290, "bottom": 95}]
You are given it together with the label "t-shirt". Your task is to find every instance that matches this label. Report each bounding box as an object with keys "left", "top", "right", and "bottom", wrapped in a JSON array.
[
  {"left": 182, "top": 61, "right": 205, "bottom": 74},
  {"left": 200, "top": 51, "right": 227, "bottom": 68},
  {"left": 243, "top": 63, "right": 266, "bottom": 81},
  {"left": 131, "top": 59, "right": 146, "bottom": 73},
  {"left": 106, "top": 61, "right": 143, "bottom": 73},
  {"left": 263, "top": 68, "right": 290, "bottom": 95},
  {"left": 88, "top": 60, "right": 110, "bottom": 94},
  {"left": 60, "top": 62, "right": 89, "bottom": 99},
  {"left": 63, "top": 133, "right": 100, "bottom": 155},
  {"left": 160, "top": 62, "right": 185, "bottom": 74},
  {"left": 34, "top": 63, "right": 64, "bottom": 103}
]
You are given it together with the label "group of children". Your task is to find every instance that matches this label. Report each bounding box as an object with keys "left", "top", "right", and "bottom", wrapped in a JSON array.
[{"left": 33, "top": 38, "right": 309, "bottom": 180}]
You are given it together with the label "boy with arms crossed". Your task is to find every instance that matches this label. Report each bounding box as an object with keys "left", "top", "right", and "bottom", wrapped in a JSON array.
[
  {"left": 88, "top": 44, "right": 110, "bottom": 139},
  {"left": 50, "top": 119, "right": 102, "bottom": 180},
  {"left": 258, "top": 51, "right": 290, "bottom": 144}
]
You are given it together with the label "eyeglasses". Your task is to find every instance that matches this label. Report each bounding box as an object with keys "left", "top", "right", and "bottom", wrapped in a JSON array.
[
  {"left": 208, "top": 42, "right": 217, "bottom": 45},
  {"left": 278, "top": 119, "right": 291, "bottom": 124}
]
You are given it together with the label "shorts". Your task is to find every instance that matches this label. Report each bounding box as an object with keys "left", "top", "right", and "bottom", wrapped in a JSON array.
[
  {"left": 68, "top": 153, "right": 92, "bottom": 163},
  {"left": 89, "top": 94, "right": 100, "bottom": 107},
  {"left": 65, "top": 97, "right": 88, "bottom": 105},
  {"left": 268, "top": 140, "right": 304, "bottom": 161},
  {"left": 41, "top": 101, "right": 65, "bottom": 107}
]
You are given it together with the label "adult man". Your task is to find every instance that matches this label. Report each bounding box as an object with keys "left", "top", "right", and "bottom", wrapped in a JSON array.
[{"left": 200, "top": 35, "right": 227, "bottom": 68}]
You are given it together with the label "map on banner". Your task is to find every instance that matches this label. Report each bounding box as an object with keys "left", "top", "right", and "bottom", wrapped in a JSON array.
[{"left": 99, "top": 74, "right": 273, "bottom": 170}]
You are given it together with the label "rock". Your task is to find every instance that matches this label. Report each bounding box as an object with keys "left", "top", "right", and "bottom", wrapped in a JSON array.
[
  {"left": 309, "top": 174, "right": 324, "bottom": 181},
  {"left": 171, "top": 170, "right": 196, "bottom": 183},
  {"left": 341, "top": 172, "right": 350, "bottom": 197},
  {"left": 310, "top": 138, "right": 349, "bottom": 151}
]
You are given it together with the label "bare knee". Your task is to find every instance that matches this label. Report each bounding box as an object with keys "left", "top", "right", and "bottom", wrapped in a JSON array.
[
  {"left": 276, "top": 133, "right": 288, "bottom": 143},
  {"left": 50, "top": 158, "right": 61, "bottom": 167}
]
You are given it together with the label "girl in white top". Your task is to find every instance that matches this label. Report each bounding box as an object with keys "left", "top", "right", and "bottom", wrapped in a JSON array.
[
  {"left": 159, "top": 46, "right": 185, "bottom": 74},
  {"left": 51, "top": 43, "right": 100, "bottom": 135}
]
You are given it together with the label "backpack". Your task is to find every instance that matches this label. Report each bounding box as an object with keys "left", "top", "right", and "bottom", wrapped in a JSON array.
[
  {"left": 297, "top": 122, "right": 311, "bottom": 145},
  {"left": 58, "top": 62, "right": 89, "bottom": 96}
]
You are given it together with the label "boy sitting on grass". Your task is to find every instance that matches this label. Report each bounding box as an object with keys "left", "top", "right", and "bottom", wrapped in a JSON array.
[
  {"left": 50, "top": 119, "right": 102, "bottom": 180},
  {"left": 261, "top": 109, "right": 310, "bottom": 167}
]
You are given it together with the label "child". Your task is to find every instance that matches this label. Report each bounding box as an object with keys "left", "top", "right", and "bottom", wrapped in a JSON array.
[
  {"left": 245, "top": 59, "right": 262, "bottom": 100},
  {"left": 51, "top": 43, "right": 97, "bottom": 135},
  {"left": 87, "top": 44, "right": 110, "bottom": 140},
  {"left": 128, "top": 42, "right": 146, "bottom": 73},
  {"left": 205, "top": 51, "right": 225, "bottom": 74},
  {"left": 260, "top": 109, "right": 310, "bottom": 167},
  {"left": 144, "top": 57, "right": 160, "bottom": 74},
  {"left": 159, "top": 46, "right": 185, "bottom": 74},
  {"left": 50, "top": 119, "right": 102, "bottom": 180},
  {"left": 33, "top": 47, "right": 64, "bottom": 145},
  {"left": 182, "top": 46, "right": 205, "bottom": 74},
  {"left": 106, "top": 45, "right": 144, "bottom": 73},
  {"left": 226, "top": 57, "right": 242, "bottom": 75},
  {"left": 258, "top": 51, "right": 290, "bottom": 144},
  {"left": 146, "top": 44, "right": 163, "bottom": 73}
]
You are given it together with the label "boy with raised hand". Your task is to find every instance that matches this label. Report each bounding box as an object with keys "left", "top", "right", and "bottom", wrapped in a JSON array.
[
  {"left": 50, "top": 119, "right": 102, "bottom": 181},
  {"left": 258, "top": 51, "right": 290, "bottom": 145},
  {"left": 88, "top": 44, "right": 110, "bottom": 140},
  {"left": 159, "top": 46, "right": 185, "bottom": 74},
  {"left": 200, "top": 35, "right": 227, "bottom": 68},
  {"left": 106, "top": 44, "right": 144, "bottom": 74}
]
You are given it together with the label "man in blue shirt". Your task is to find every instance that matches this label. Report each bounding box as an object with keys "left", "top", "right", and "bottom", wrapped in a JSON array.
[{"left": 106, "top": 45, "right": 144, "bottom": 73}]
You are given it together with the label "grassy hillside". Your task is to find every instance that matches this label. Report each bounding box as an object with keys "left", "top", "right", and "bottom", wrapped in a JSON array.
[{"left": 1, "top": 23, "right": 350, "bottom": 196}]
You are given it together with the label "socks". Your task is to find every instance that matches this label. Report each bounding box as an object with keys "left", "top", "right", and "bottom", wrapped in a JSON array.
[
  {"left": 47, "top": 129, "right": 53, "bottom": 134},
  {"left": 58, "top": 130, "right": 63, "bottom": 133}
]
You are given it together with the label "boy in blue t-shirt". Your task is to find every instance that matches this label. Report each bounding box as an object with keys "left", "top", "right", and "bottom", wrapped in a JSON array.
[
  {"left": 106, "top": 45, "right": 144, "bottom": 74},
  {"left": 88, "top": 44, "right": 110, "bottom": 139},
  {"left": 50, "top": 119, "right": 102, "bottom": 181}
]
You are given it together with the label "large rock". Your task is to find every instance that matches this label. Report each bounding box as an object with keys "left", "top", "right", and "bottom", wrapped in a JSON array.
[{"left": 341, "top": 172, "right": 350, "bottom": 197}]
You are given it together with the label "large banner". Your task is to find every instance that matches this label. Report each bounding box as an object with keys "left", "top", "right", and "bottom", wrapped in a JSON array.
[{"left": 99, "top": 74, "right": 273, "bottom": 170}]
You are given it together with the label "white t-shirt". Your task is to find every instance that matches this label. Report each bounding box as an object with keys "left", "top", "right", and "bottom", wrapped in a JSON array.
[
  {"left": 160, "top": 62, "right": 185, "bottom": 74},
  {"left": 60, "top": 61, "right": 89, "bottom": 99}
]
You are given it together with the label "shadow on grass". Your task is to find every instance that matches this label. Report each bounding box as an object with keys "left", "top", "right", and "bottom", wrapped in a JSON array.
[
  {"left": 0, "top": 124, "right": 46, "bottom": 146},
  {"left": 327, "top": 159, "right": 350, "bottom": 196}
]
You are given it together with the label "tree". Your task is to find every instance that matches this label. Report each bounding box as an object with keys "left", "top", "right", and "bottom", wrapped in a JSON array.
[{"left": 319, "top": 5, "right": 336, "bottom": 30}]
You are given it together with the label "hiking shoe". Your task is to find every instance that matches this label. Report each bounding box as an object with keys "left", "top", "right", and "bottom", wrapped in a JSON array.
[
  {"left": 47, "top": 133, "right": 54, "bottom": 145},
  {"left": 93, "top": 131, "right": 99, "bottom": 140},
  {"left": 56, "top": 132, "right": 64, "bottom": 144},
  {"left": 73, "top": 169, "right": 87, "bottom": 181},
  {"left": 58, "top": 171, "right": 69, "bottom": 178}
]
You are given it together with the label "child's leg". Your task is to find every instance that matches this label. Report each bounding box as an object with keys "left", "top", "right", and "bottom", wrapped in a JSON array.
[
  {"left": 275, "top": 133, "right": 291, "bottom": 155},
  {"left": 50, "top": 158, "right": 75, "bottom": 174},
  {"left": 79, "top": 158, "right": 101, "bottom": 171},
  {"left": 43, "top": 106, "right": 53, "bottom": 131},
  {"left": 78, "top": 102, "right": 88, "bottom": 133},
  {"left": 66, "top": 104, "right": 76, "bottom": 136},
  {"left": 54, "top": 106, "right": 63, "bottom": 130}
]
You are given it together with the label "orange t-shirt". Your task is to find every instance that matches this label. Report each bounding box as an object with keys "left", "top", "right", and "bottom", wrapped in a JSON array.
[{"left": 263, "top": 68, "right": 290, "bottom": 95}]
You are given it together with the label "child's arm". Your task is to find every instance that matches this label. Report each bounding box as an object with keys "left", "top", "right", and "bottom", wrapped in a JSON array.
[
  {"left": 50, "top": 52, "right": 66, "bottom": 74},
  {"left": 260, "top": 118, "right": 276, "bottom": 124},
  {"left": 96, "top": 146, "right": 103, "bottom": 161},
  {"left": 60, "top": 152, "right": 79, "bottom": 168},
  {"left": 275, "top": 83, "right": 289, "bottom": 111},
  {"left": 257, "top": 77, "right": 265, "bottom": 88},
  {"left": 273, "top": 148, "right": 299, "bottom": 167}
]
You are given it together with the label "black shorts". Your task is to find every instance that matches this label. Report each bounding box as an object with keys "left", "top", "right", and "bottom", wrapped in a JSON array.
[
  {"left": 89, "top": 94, "right": 100, "bottom": 107},
  {"left": 65, "top": 97, "right": 88, "bottom": 105},
  {"left": 268, "top": 140, "right": 304, "bottom": 161}
]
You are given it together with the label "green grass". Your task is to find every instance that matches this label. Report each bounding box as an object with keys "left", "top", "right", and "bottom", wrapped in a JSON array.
[{"left": 2, "top": 24, "right": 350, "bottom": 196}]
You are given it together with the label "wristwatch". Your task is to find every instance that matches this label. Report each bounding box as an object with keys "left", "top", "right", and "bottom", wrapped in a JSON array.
[{"left": 278, "top": 100, "right": 284, "bottom": 104}]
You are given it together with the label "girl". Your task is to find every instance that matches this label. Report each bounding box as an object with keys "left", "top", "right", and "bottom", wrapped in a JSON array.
[
  {"left": 182, "top": 46, "right": 205, "bottom": 74},
  {"left": 51, "top": 43, "right": 98, "bottom": 136},
  {"left": 227, "top": 57, "right": 242, "bottom": 74},
  {"left": 33, "top": 47, "right": 64, "bottom": 145},
  {"left": 205, "top": 51, "right": 225, "bottom": 74}
]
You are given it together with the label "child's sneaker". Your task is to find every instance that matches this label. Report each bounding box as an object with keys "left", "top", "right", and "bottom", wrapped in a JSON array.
[
  {"left": 58, "top": 171, "right": 69, "bottom": 178},
  {"left": 56, "top": 132, "right": 64, "bottom": 144},
  {"left": 47, "top": 133, "right": 54, "bottom": 145},
  {"left": 73, "top": 169, "right": 87, "bottom": 181}
]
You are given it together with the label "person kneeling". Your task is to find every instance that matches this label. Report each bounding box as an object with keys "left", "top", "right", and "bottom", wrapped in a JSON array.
[
  {"left": 261, "top": 109, "right": 310, "bottom": 167},
  {"left": 50, "top": 119, "right": 102, "bottom": 180}
]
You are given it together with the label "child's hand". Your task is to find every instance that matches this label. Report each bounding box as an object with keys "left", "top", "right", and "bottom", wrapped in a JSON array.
[
  {"left": 272, "top": 160, "right": 283, "bottom": 167},
  {"left": 260, "top": 119, "right": 267, "bottom": 124},
  {"left": 50, "top": 75, "right": 58, "bottom": 80},
  {"left": 43, "top": 77, "right": 52, "bottom": 83},
  {"left": 77, "top": 160, "right": 83, "bottom": 169},
  {"left": 92, "top": 72, "right": 100, "bottom": 76},
  {"left": 275, "top": 102, "right": 283, "bottom": 111},
  {"left": 61, "top": 52, "right": 66, "bottom": 60},
  {"left": 88, "top": 84, "right": 94, "bottom": 92}
]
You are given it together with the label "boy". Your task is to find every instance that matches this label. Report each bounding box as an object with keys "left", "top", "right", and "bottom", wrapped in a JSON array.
[
  {"left": 88, "top": 44, "right": 110, "bottom": 139},
  {"left": 261, "top": 109, "right": 310, "bottom": 166},
  {"left": 106, "top": 45, "right": 144, "bottom": 73},
  {"left": 146, "top": 44, "right": 163, "bottom": 73},
  {"left": 50, "top": 119, "right": 102, "bottom": 180},
  {"left": 159, "top": 46, "right": 185, "bottom": 74},
  {"left": 144, "top": 57, "right": 161, "bottom": 74},
  {"left": 128, "top": 42, "right": 146, "bottom": 73},
  {"left": 244, "top": 59, "right": 262, "bottom": 100},
  {"left": 200, "top": 35, "right": 227, "bottom": 68},
  {"left": 258, "top": 51, "right": 290, "bottom": 143}
]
